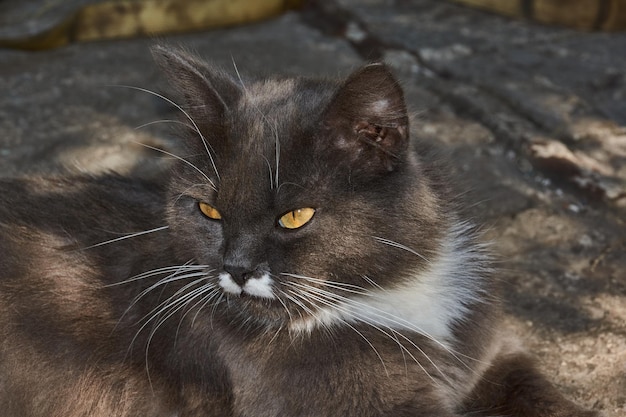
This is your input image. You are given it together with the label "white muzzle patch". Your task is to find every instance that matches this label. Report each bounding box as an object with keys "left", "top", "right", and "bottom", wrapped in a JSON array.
[{"left": 218, "top": 272, "right": 275, "bottom": 300}]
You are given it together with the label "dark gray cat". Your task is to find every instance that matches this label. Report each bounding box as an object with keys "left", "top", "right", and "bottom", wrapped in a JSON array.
[{"left": 0, "top": 45, "right": 596, "bottom": 417}]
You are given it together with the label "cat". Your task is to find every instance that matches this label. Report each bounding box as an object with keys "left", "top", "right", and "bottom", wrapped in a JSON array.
[{"left": 0, "top": 45, "right": 597, "bottom": 417}]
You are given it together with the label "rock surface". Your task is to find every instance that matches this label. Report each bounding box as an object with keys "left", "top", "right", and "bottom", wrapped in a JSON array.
[{"left": 0, "top": 0, "right": 624, "bottom": 415}]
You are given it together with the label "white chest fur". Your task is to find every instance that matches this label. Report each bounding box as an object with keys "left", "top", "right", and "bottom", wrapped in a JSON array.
[{"left": 289, "top": 222, "right": 489, "bottom": 347}]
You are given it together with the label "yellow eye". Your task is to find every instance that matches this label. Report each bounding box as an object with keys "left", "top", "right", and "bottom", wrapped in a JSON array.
[
  {"left": 198, "top": 202, "right": 222, "bottom": 220},
  {"left": 278, "top": 208, "right": 316, "bottom": 229}
]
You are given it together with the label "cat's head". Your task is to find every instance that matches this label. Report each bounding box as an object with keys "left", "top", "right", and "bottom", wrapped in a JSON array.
[{"left": 154, "top": 46, "right": 447, "bottom": 331}]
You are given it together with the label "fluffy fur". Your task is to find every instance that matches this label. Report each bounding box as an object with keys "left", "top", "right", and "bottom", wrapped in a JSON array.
[{"left": 0, "top": 45, "right": 595, "bottom": 417}]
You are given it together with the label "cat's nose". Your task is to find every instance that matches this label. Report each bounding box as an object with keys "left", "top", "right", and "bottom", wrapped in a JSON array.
[{"left": 223, "top": 263, "right": 254, "bottom": 286}]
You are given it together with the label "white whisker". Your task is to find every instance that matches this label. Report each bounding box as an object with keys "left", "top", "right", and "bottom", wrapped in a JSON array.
[
  {"left": 130, "top": 276, "right": 210, "bottom": 351},
  {"left": 281, "top": 289, "right": 315, "bottom": 320},
  {"left": 361, "top": 275, "right": 385, "bottom": 291},
  {"left": 270, "top": 282, "right": 293, "bottom": 322},
  {"left": 284, "top": 282, "right": 402, "bottom": 379},
  {"left": 277, "top": 289, "right": 305, "bottom": 322},
  {"left": 372, "top": 236, "right": 430, "bottom": 262},
  {"left": 315, "top": 283, "right": 460, "bottom": 360},
  {"left": 283, "top": 273, "right": 480, "bottom": 373},
  {"left": 281, "top": 273, "right": 372, "bottom": 296},
  {"left": 262, "top": 155, "right": 274, "bottom": 190},
  {"left": 140, "top": 279, "right": 213, "bottom": 384},
  {"left": 190, "top": 287, "right": 224, "bottom": 328},
  {"left": 286, "top": 283, "right": 390, "bottom": 375},
  {"left": 285, "top": 281, "right": 446, "bottom": 385},
  {"left": 123, "top": 269, "right": 210, "bottom": 320},
  {"left": 82, "top": 226, "right": 169, "bottom": 250},
  {"left": 134, "top": 142, "right": 216, "bottom": 190},
  {"left": 173, "top": 282, "right": 220, "bottom": 341},
  {"left": 228, "top": 60, "right": 280, "bottom": 190},
  {"left": 134, "top": 119, "right": 193, "bottom": 131},
  {"left": 231, "top": 56, "right": 248, "bottom": 94},
  {"left": 274, "top": 129, "right": 280, "bottom": 189},
  {"left": 105, "top": 261, "right": 199, "bottom": 287},
  {"left": 110, "top": 84, "right": 220, "bottom": 181}
]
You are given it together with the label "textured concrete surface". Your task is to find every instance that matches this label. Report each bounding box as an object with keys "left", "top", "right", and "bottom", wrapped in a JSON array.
[{"left": 1, "top": 0, "right": 624, "bottom": 415}]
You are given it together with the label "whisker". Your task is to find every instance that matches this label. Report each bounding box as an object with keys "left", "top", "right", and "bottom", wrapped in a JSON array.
[
  {"left": 285, "top": 281, "right": 441, "bottom": 385},
  {"left": 284, "top": 289, "right": 318, "bottom": 318},
  {"left": 141, "top": 279, "right": 211, "bottom": 381},
  {"left": 265, "top": 323, "right": 284, "bottom": 346},
  {"left": 110, "top": 84, "right": 220, "bottom": 181},
  {"left": 276, "top": 181, "right": 306, "bottom": 194},
  {"left": 322, "top": 285, "right": 453, "bottom": 351},
  {"left": 262, "top": 155, "right": 274, "bottom": 190},
  {"left": 230, "top": 56, "right": 248, "bottom": 94},
  {"left": 137, "top": 274, "right": 210, "bottom": 323},
  {"left": 210, "top": 292, "right": 226, "bottom": 326},
  {"left": 281, "top": 289, "right": 315, "bottom": 321},
  {"left": 287, "top": 283, "right": 391, "bottom": 375},
  {"left": 285, "top": 275, "right": 481, "bottom": 371},
  {"left": 344, "top": 291, "right": 483, "bottom": 370},
  {"left": 134, "top": 142, "right": 216, "bottom": 190},
  {"left": 276, "top": 289, "right": 305, "bottom": 322},
  {"left": 134, "top": 119, "right": 193, "bottom": 131},
  {"left": 125, "top": 270, "right": 209, "bottom": 322},
  {"left": 361, "top": 275, "right": 385, "bottom": 291},
  {"left": 271, "top": 285, "right": 293, "bottom": 323},
  {"left": 82, "top": 226, "right": 169, "bottom": 250},
  {"left": 173, "top": 282, "right": 220, "bottom": 341},
  {"left": 174, "top": 183, "right": 211, "bottom": 205},
  {"left": 130, "top": 276, "right": 209, "bottom": 351},
  {"left": 274, "top": 128, "right": 280, "bottom": 189},
  {"left": 190, "top": 286, "right": 224, "bottom": 328},
  {"left": 228, "top": 60, "right": 280, "bottom": 190},
  {"left": 372, "top": 236, "right": 430, "bottom": 263},
  {"left": 282, "top": 287, "right": 343, "bottom": 343},
  {"left": 111, "top": 264, "right": 205, "bottom": 336},
  {"left": 281, "top": 273, "right": 372, "bottom": 296},
  {"left": 105, "top": 262, "right": 200, "bottom": 287}
]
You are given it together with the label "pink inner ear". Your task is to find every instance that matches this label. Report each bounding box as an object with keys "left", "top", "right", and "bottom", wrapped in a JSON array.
[
  {"left": 355, "top": 121, "right": 380, "bottom": 135},
  {"left": 355, "top": 122, "right": 387, "bottom": 144},
  {"left": 320, "top": 63, "right": 410, "bottom": 172}
]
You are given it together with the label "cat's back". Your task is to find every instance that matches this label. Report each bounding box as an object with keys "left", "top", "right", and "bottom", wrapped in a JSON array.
[
  {"left": 0, "top": 173, "right": 169, "bottom": 316},
  {"left": 0, "top": 174, "right": 178, "bottom": 417},
  {"left": 1, "top": 174, "right": 165, "bottom": 277},
  {"left": 0, "top": 174, "right": 166, "bottom": 231}
]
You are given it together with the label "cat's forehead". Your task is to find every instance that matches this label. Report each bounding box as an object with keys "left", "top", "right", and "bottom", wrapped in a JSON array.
[
  {"left": 225, "top": 78, "right": 321, "bottom": 156},
  {"left": 215, "top": 80, "right": 327, "bottom": 208},
  {"left": 241, "top": 78, "right": 297, "bottom": 108}
]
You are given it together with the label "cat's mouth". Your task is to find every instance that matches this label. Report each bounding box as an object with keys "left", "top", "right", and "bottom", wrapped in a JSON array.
[{"left": 218, "top": 272, "right": 276, "bottom": 300}]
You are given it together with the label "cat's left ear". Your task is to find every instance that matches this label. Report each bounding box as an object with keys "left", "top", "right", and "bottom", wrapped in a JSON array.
[
  {"left": 323, "top": 63, "right": 409, "bottom": 172},
  {"left": 151, "top": 44, "right": 241, "bottom": 125}
]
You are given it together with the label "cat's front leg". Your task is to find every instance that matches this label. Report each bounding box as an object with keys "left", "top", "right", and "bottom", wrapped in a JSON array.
[{"left": 462, "top": 353, "right": 598, "bottom": 417}]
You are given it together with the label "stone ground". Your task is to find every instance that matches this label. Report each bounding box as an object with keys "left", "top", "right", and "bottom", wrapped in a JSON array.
[{"left": 0, "top": 0, "right": 624, "bottom": 415}]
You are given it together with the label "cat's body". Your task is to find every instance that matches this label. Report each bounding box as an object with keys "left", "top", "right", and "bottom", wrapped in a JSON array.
[{"left": 0, "top": 46, "right": 595, "bottom": 417}]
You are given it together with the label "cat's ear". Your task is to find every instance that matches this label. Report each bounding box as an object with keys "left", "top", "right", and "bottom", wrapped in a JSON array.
[
  {"left": 151, "top": 44, "right": 241, "bottom": 123},
  {"left": 323, "top": 63, "right": 409, "bottom": 172}
]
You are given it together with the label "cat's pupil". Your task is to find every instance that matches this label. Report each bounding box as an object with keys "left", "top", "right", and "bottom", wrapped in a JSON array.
[{"left": 278, "top": 208, "right": 315, "bottom": 229}]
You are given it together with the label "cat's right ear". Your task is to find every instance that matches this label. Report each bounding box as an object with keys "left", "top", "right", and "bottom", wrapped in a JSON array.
[
  {"left": 151, "top": 45, "right": 241, "bottom": 124},
  {"left": 322, "top": 63, "right": 409, "bottom": 173}
]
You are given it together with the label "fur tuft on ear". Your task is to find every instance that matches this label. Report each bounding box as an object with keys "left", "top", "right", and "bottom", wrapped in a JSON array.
[
  {"left": 323, "top": 63, "right": 409, "bottom": 172},
  {"left": 151, "top": 44, "right": 241, "bottom": 124}
]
